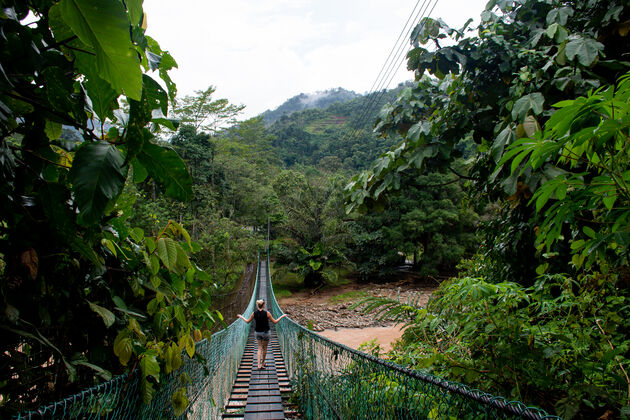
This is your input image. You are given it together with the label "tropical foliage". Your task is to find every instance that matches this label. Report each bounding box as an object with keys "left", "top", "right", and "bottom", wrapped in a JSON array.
[
  {"left": 4, "top": 0, "right": 629, "bottom": 417},
  {"left": 349, "top": 0, "right": 630, "bottom": 417},
  {"left": 359, "top": 270, "right": 630, "bottom": 418},
  {"left": 0, "top": 0, "right": 221, "bottom": 415},
  {"left": 346, "top": 0, "right": 629, "bottom": 279}
]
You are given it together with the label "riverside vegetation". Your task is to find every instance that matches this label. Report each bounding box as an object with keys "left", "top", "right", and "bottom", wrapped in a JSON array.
[{"left": 348, "top": 0, "right": 630, "bottom": 418}]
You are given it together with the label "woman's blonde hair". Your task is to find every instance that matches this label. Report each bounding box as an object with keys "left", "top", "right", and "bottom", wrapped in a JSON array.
[{"left": 256, "top": 299, "right": 265, "bottom": 309}]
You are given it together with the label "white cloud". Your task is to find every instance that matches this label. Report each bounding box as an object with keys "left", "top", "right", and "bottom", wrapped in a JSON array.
[{"left": 144, "top": 0, "right": 488, "bottom": 118}]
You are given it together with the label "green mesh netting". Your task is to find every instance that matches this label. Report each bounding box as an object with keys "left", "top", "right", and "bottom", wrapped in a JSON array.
[
  {"left": 264, "top": 251, "right": 561, "bottom": 420},
  {"left": 17, "top": 250, "right": 562, "bottom": 420},
  {"left": 16, "top": 256, "right": 260, "bottom": 420}
]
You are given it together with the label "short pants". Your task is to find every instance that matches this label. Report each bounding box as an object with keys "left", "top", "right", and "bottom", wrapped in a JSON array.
[{"left": 255, "top": 331, "right": 270, "bottom": 341}]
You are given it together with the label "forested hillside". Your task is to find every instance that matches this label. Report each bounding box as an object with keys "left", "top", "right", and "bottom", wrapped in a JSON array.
[
  {"left": 266, "top": 84, "right": 410, "bottom": 169},
  {"left": 261, "top": 88, "right": 360, "bottom": 124}
]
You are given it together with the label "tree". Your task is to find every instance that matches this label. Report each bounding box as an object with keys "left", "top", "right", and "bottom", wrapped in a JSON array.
[
  {"left": 346, "top": 1, "right": 630, "bottom": 416},
  {"left": 0, "top": 0, "right": 217, "bottom": 415},
  {"left": 499, "top": 72, "right": 630, "bottom": 272},
  {"left": 346, "top": 0, "right": 630, "bottom": 281},
  {"left": 348, "top": 165, "right": 478, "bottom": 279},
  {"left": 172, "top": 86, "right": 245, "bottom": 134},
  {"left": 273, "top": 171, "right": 351, "bottom": 287}
]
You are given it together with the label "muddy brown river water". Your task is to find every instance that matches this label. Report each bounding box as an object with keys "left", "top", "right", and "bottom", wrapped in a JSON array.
[
  {"left": 318, "top": 324, "right": 406, "bottom": 352},
  {"left": 277, "top": 278, "right": 435, "bottom": 354}
]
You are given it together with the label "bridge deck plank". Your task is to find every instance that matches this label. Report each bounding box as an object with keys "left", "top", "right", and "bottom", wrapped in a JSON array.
[{"left": 223, "top": 260, "right": 290, "bottom": 419}]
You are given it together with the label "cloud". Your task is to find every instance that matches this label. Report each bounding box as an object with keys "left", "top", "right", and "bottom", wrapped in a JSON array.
[{"left": 144, "top": 0, "right": 488, "bottom": 118}]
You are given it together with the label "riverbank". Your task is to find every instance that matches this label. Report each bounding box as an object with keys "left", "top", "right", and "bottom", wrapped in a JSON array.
[{"left": 276, "top": 278, "right": 435, "bottom": 352}]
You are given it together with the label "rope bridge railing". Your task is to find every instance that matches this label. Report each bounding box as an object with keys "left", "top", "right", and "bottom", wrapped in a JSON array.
[
  {"left": 16, "top": 255, "right": 261, "bottom": 420},
  {"left": 264, "top": 250, "right": 561, "bottom": 420}
]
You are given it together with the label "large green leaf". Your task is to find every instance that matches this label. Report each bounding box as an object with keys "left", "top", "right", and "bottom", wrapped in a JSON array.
[
  {"left": 143, "top": 75, "right": 169, "bottom": 117},
  {"left": 141, "top": 379, "right": 155, "bottom": 404},
  {"left": 511, "top": 93, "right": 545, "bottom": 122},
  {"left": 58, "top": 0, "right": 142, "bottom": 100},
  {"left": 139, "top": 351, "right": 160, "bottom": 382},
  {"left": 125, "top": 0, "right": 144, "bottom": 26},
  {"left": 157, "top": 237, "right": 178, "bottom": 271},
  {"left": 42, "top": 67, "right": 74, "bottom": 113},
  {"left": 491, "top": 125, "right": 515, "bottom": 163},
  {"left": 125, "top": 76, "right": 170, "bottom": 159},
  {"left": 171, "top": 387, "right": 189, "bottom": 417},
  {"left": 131, "top": 158, "right": 148, "bottom": 183},
  {"left": 129, "top": 75, "right": 169, "bottom": 131},
  {"left": 137, "top": 142, "right": 193, "bottom": 201},
  {"left": 546, "top": 6, "right": 574, "bottom": 26},
  {"left": 113, "top": 331, "right": 133, "bottom": 366},
  {"left": 87, "top": 300, "right": 116, "bottom": 327},
  {"left": 165, "top": 342, "right": 182, "bottom": 374},
  {"left": 565, "top": 36, "right": 604, "bottom": 67},
  {"left": 69, "top": 142, "right": 126, "bottom": 224},
  {"left": 179, "top": 334, "right": 195, "bottom": 358},
  {"left": 83, "top": 66, "right": 118, "bottom": 122},
  {"left": 144, "top": 36, "right": 178, "bottom": 101}
]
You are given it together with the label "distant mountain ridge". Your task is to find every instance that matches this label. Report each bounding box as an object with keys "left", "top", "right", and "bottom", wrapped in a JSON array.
[
  {"left": 261, "top": 88, "right": 361, "bottom": 124},
  {"left": 263, "top": 82, "right": 413, "bottom": 171}
]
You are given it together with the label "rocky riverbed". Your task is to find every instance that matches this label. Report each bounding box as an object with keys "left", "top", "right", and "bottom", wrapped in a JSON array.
[{"left": 277, "top": 279, "right": 435, "bottom": 332}]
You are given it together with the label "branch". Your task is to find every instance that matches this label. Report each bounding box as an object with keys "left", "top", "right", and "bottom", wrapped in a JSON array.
[
  {"left": 9, "top": 145, "right": 71, "bottom": 168},
  {"left": 65, "top": 45, "right": 95, "bottom": 56},
  {"left": 447, "top": 166, "right": 478, "bottom": 181},
  {"left": 415, "top": 178, "right": 460, "bottom": 189},
  {"left": 4, "top": 92, "right": 91, "bottom": 137},
  {"left": 43, "top": 35, "right": 78, "bottom": 51}
]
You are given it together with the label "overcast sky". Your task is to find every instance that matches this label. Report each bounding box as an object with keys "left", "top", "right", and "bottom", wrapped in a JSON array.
[{"left": 143, "top": 0, "right": 488, "bottom": 119}]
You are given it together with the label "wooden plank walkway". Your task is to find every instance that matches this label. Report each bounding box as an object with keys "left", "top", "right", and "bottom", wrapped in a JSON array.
[{"left": 222, "top": 261, "right": 292, "bottom": 419}]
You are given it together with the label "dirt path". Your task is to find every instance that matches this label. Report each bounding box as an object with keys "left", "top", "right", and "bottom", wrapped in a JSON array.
[{"left": 277, "top": 278, "right": 436, "bottom": 353}]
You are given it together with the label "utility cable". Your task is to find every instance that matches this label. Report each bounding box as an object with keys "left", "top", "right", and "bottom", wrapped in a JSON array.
[
  {"left": 342, "top": 0, "right": 440, "bottom": 145},
  {"left": 350, "top": 0, "right": 438, "bottom": 138},
  {"left": 347, "top": 0, "right": 431, "bottom": 138}
]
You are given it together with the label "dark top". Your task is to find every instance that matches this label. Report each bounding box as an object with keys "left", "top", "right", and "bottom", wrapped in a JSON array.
[{"left": 254, "top": 309, "right": 270, "bottom": 332}]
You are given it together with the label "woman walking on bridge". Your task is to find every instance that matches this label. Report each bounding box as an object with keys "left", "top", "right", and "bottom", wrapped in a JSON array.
[{"left": 238, "top": 300, "right": 287, "bottom": 370}]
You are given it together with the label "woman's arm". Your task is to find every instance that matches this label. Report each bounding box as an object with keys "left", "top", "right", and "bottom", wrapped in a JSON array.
[
  {"left": 238, "top": 313, "right": 254, "bottom": 323},
  {"left": 267, "top": 312, "right": 287, "bottom": 324}
]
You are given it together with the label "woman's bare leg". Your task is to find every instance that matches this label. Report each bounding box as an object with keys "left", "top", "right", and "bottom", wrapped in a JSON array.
[
  {"left": 257, "top": 340, "right": 263, "bottom": 369},
  {"left": 261, "top": 339, "right": 269, "bottom": 367}
]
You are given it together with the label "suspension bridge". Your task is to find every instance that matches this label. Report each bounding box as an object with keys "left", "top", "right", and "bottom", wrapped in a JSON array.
[{"left": 17, "top": 252, "right": 559, "bottom": 420}]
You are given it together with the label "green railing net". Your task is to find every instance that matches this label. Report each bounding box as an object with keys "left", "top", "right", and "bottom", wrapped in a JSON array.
[
  {"left": 16, "top": 256, "right": 261, "bottom": 420},
  {"left": 264, "top": 251, "right": 560, "bottom": 420},
  {"left": 17, "top": 250, "right": 561, "bottom": 420}
]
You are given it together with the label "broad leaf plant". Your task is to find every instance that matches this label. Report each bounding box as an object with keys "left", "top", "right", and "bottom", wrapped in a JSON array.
[{"left": 0, "top": 0, "right": 217, "bottom": 415}]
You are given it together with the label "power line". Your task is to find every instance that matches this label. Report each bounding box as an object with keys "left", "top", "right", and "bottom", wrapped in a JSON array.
[
  {"left": 341, "top": 0, "right": 440, "bottom": 146},
  {"left": 351, "top": 0, "right": 431, "bottom": 131},
  {"left": 349, "top": 0, "right": 437, "bottom": 140},
  {"left": 361, "top": 0, "right": 425, "bottom": 104},
  {"left": 364, "top": 0, "right": 440, "bottom": 123}
]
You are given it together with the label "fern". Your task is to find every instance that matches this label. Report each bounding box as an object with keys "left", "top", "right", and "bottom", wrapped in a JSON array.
[{"left": 352, "top": 292, "right": 426, "bottom": 328}]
